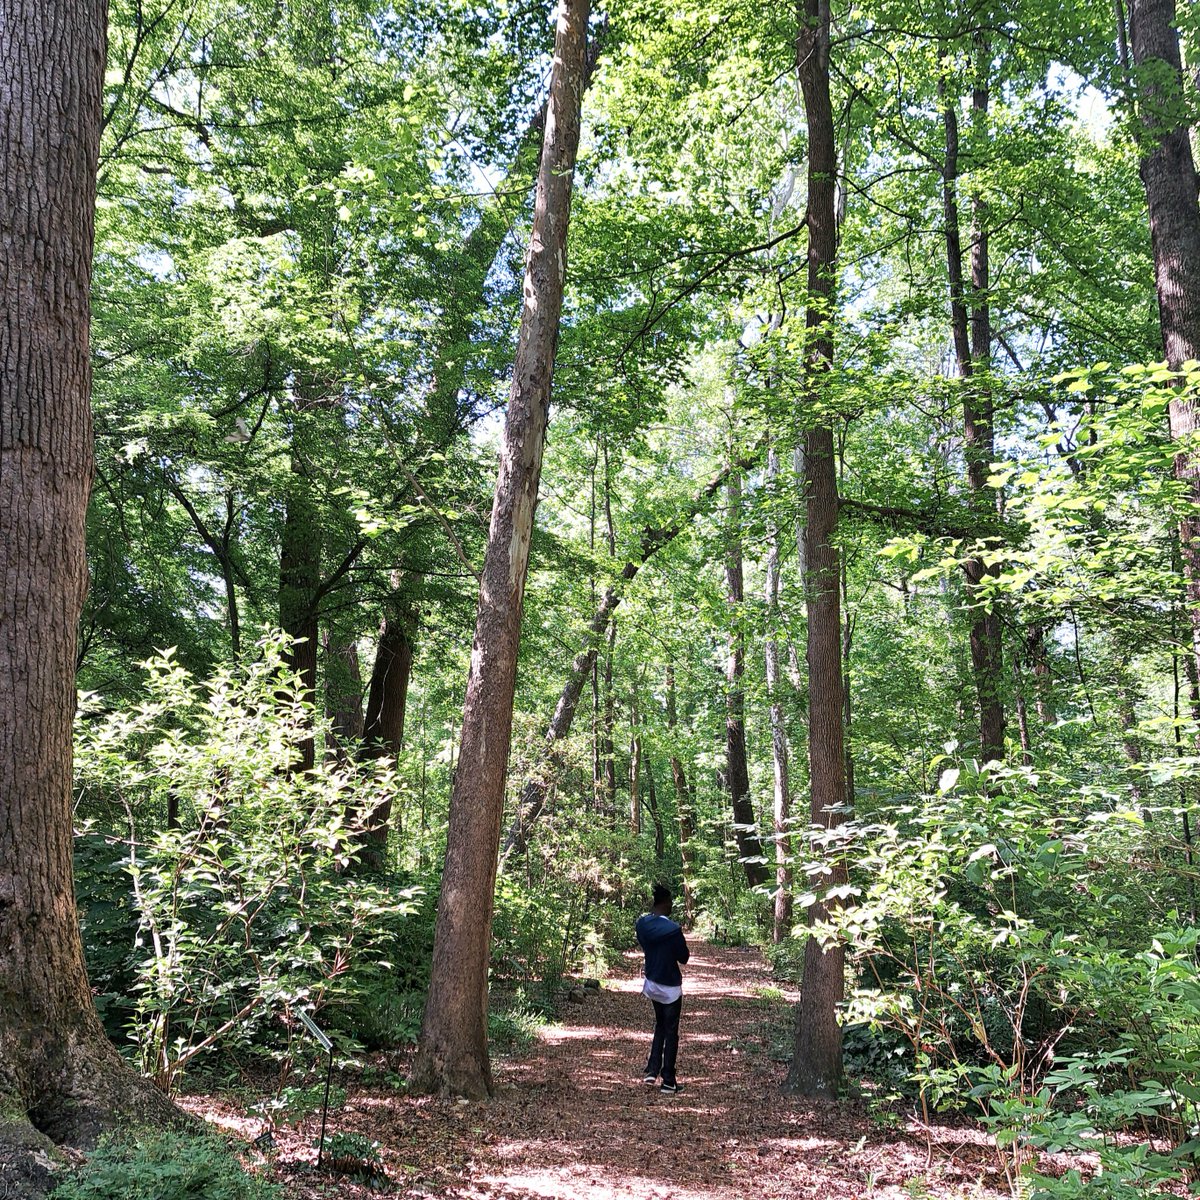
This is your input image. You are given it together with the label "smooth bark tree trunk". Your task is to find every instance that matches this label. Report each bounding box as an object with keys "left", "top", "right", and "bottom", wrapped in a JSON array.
[
  {"left": 1130, "top": 0, "right": 1200, "bottom": 684},
  {"left": 725, "top": 470, "right": 768, "bottom": 887},
  {"left": 786, "top": 0, "right": 848, "bottom": 1101},
  {"left": 765, "top": 446, "right": 795, "bottom": 943},
  {"left": 409, "top": 0, "right": 589, "bottom": 1100},
  {"left": 0, "top": 2, "right": 179, "bottom": 1189}
]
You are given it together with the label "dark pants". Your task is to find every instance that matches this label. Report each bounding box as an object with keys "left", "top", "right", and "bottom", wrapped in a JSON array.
[{"left": 644, "top": 996, "right": 682, "bottom": 1086}]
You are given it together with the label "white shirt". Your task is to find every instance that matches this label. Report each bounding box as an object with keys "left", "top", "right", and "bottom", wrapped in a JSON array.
[{"left": 642, "top": 977, "right": 682, "bottom": 1004}]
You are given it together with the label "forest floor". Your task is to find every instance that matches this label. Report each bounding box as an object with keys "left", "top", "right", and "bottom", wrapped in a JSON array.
[{"left": 184, "top": 943, "right": 1074, "bottom": 1199}]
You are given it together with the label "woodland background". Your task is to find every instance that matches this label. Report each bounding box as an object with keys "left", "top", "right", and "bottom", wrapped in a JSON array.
[{"left": 5, "top": 0, "right": 1200, "bottom": 1195}]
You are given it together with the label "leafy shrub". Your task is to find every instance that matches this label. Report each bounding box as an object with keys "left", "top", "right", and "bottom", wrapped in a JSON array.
[
  {"left": 50, "top": 1130, "right": 279, "bottom": 1200},
  {"left": 74, "top": 638, "right": 425, "bottom": 1090},
  {"left": 488, "top": 1002, "right": 546, "bottom": 1050},
  {"left": 810, "top": 758, "right": 1200, "bottom": 1194},
  {"left": 320, "top": 1131, "right": 384, "bottom": 1180}
]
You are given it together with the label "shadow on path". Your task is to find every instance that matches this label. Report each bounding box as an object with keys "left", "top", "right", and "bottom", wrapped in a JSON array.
[{"left": 446, "top": 943, "right": 1007, "bottom": 1200}]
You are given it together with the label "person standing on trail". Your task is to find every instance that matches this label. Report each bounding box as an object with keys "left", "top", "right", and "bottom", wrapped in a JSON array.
[{"left": 636, "top": 883, "right": 690, "bottom": 1094}]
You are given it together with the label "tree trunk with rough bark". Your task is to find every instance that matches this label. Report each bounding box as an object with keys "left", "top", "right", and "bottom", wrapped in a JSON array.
[
  {"left": 1130, "top": 0, "right": 1200, "bottom": 684},
  {"left": 0, "top": 2, "right": 180, "bottom": 1190},
  {"left": 786, "top": 0, "right": 848, "bottom": 1101},
  {"left": 409, "top": 0, "right": 589, "bottom": 1100}
]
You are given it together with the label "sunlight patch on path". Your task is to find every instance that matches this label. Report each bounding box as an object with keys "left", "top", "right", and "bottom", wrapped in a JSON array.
[{"left": 468, "top": 1165, "right": 738, "bottom": 1200}]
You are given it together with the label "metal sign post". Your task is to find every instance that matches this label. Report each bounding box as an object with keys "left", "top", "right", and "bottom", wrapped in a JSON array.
[{"left": 296, "top": 1009, "right": 335, "bottom": 1169}]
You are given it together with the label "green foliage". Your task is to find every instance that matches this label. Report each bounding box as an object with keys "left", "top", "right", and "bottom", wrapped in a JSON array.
[
  {"left": 816, "top": 760, "right": 1200, "bottom": 1194},
  {"left": 74, "top": 2, "right": 1200, "bottom": 1191},
  {"left": 50, "top": 1131, "right": 279, "bottom": 1200},
  {"left": 251, "top": 1082, "right": 345, "bottom": 1131},
  {"left": 74, "top": 638, "right": 424, "bottom": 1090},
  {"left": 488, "top": 1003, "right": 548, "bottom": 1051},
  {"left": 320, "top": 1131, "right": 385, "bottom": 1180}
]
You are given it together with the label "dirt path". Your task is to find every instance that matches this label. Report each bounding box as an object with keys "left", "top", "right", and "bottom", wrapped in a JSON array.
[{"left": 191, "top": 942, "right": 1012, "bottom": 1199}]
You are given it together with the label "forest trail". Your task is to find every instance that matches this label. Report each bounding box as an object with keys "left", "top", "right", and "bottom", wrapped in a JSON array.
[{"left": 198, "top": 942, "right": 1012, "bottom": 1200}]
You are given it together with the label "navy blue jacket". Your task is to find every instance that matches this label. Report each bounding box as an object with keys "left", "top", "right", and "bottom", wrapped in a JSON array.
[{"left": 636, "top": 912, "right": 690, "bottom": 987}]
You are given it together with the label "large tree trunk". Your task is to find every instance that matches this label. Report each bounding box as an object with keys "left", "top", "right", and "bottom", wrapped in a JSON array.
[
  {"left": 0, "top": 2, "right": 179, "bottom": 1190},
  {"left": 725, "top": 469, "right": 768, "bottom": 886},
  {"left": 409, "top": 0, "right": 589, "bottom": 1100},
  {"left": 1130, "top": 0, "right": 1200, "bottom": 683},
  {"left": 786, "top": 0, "right": 848, "bottom": 1100}
]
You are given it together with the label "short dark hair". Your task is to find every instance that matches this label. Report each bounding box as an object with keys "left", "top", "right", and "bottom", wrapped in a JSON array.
[{"left": 652, "top": 883, "right": 672, "bottom": 907}]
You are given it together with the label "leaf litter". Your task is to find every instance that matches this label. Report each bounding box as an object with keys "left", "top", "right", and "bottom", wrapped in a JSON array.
[{"left": 182, "top": 943, "right": 1110, "bottom": 1199}]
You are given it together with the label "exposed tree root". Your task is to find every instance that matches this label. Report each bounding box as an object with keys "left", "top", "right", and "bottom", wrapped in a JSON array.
[
  {"left": 0, "top": 1112, "right": 65, "bottom": 1200},
  {"left": 0, "top": 1037, "right": 187, "bottom": 1199}
]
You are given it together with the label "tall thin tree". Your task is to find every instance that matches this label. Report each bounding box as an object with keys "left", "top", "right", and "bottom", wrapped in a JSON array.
[
  {"left": 786, "top": 0, "right": 849, "bottom": 1100},
  {"left": 409, "top": 0, "right": 591, "bottom": 1100}
]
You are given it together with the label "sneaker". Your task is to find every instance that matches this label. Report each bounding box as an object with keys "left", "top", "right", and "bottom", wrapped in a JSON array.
[
  {"left": 659, "top": 1081, "right": 682, "bottom": 1094},
  {"left": 642, "top": 1074, "right": 657, "bottom": 1085}
]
